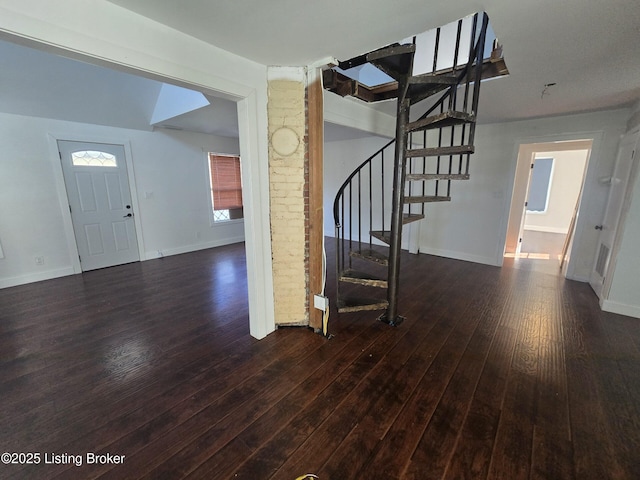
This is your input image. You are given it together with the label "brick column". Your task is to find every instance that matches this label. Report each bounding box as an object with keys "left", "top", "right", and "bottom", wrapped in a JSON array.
[{"left": 267, "top": 68, "right": 309, "bottom": 326}]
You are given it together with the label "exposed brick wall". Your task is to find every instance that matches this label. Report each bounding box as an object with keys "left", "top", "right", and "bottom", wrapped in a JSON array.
[{"left": 267, "top": 77, "right": 309, "bottom": 326}]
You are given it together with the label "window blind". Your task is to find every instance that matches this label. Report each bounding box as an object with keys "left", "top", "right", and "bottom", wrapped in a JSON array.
[{"left": 209, "top": 154, "right": 242, "bottom": 210}]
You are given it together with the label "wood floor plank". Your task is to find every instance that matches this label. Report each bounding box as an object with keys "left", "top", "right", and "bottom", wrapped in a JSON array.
[
  {"left": 257, "top": 323, "right": 420, "bottom": 479},
  {"left": 442, "top": 399, "right": 500, "bottom": 480},
  {"left": 149, "top": 321, "right": 396, "bottom": 479},
  {"left": 562, "top": 281, "right": 626, "bottom": 480},
  {"left": 351, "top": 268, "right": 494, "bottom": 479},
  {"left": 92, "top": 333, "right": 322, "bottom": 479},
  {"left": 225, "top": 255, "right": 464, "bottom": 479},
  {"left": 486, "top": 274, "right": 549, "bottom": 480},
  {"left": 403, "top": 270, "right": 505, "bottom": 480},
  {"left": 313, "top": 303, "right": 461, "bottom": 479},
  {"left": 8, "top": 331, "right": 296, "bottom": 479},
  {"left": 1, "top": 241, "right": 639, "bottom": 480},
  {"left": 442, "top": 275, "right": 524, "bottom": 480}
]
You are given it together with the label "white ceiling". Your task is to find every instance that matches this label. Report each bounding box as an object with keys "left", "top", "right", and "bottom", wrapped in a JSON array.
[
  {"left": 0, "top": 40, "right": 240, "bottom": 137},
  {"left": 107, "top": 0, "right": 640, "bottom": 123},
  {"left": 0, "top": 39, "right": 376, "bottom": 140},
  {"left": 2, "top": 0, "right": 640, "bottom": 136}
]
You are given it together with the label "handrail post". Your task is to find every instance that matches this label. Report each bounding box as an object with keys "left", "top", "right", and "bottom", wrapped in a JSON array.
[{"left": 381, "top": 79, "right": 410, "bottom": 326}]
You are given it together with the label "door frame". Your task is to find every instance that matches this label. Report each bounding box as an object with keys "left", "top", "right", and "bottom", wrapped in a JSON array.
[
  {"left": 516, "top": 148, "right": 588, "bottom": 258},
  {"left": 48, "top": 135, "right": 144, "bottom": 274},
  {"left": 503, "top": 133, "right": 599, "bottom": 280}
]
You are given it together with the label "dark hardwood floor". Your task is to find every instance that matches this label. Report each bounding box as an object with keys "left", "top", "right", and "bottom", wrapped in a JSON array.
[{"left": 1, "top": 240, "right": 639, "bottom": 479}]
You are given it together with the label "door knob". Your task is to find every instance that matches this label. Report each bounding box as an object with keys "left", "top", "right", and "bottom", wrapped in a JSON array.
[
  {"left": 595, "top": 225, "right": 603, "bottom": 230},
  {"left": 123, "top": 213, "right": 133, "bottom": 218}
]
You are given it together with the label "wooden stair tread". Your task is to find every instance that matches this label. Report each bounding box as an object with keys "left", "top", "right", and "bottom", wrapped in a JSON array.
[
  {"left": 405, "top": 196, "right": 451, "bottom": 204},
  {"left": 338, "top": 43, "right": 415, "bottom": 70},
  {"left": 406, "top": 173, "right": 470, "bottom": 181},
  {"left": 407, "top": 111, "right": 475, "bottom": 133},
  {"left": 370, "top": 230, "right": 392, "bottom": 245},
  {"left": 366, "top": 214, "right": 424, "bottom": 248},
  {"left": 403, "top": 213, "right": 425, "bottom": 224},
  {"left": 407, "top": 83, "right": 451, "bottom": 105},
  {"left": 337, "top": 296, "right": 389, "bottom": 313},
  {"left": 339, "top": 269, "right": 388, "bottom": 288},
  {"left": 369, "top": 44, "right": 416, "bottom": 81},
  {"left": 406, "top": 145, "right": 474, "bottom": 158},
  {"left": 409, "top": 73, "right": 458, "bottom": 85},
  {"left": 325, "top": 56, "right": 508, "bottom": 104},
  {"left": 368, "top": 44, "right": 416, "bottom": 63},
  {"left": 350, "top": 249, "right": 389, "bottom": 266}
]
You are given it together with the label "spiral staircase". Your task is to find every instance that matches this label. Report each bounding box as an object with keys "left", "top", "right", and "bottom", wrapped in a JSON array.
[{"left": 324, "top": 12, "right": 508, "bottom": 325}]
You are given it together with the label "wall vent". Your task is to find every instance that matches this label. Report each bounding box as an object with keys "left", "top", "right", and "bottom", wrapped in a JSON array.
[{"left": 595, "top": 243, "right": 609, "bottom": 277}]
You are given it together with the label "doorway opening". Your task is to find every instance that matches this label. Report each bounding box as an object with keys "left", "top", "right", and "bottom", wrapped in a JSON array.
[
  {"left": 504, "top": 139, "right": 592, "bottom": 276},
  {"left": 0, "top": 35, "right": 275, "bottom": 338}
]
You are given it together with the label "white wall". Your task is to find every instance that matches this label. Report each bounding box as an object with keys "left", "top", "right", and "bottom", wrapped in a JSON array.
[
  {"left": 323, "top": 134, "right": 393, "bottom": 237},
  {"left": 324, "top": 94, "right": 396, "bottom": 139},
  {"left": 0, "top": 111, "right": 242, "bottom": 288},
  {"left": 524, "top": 150, "right": 589, "bottom": 234}
]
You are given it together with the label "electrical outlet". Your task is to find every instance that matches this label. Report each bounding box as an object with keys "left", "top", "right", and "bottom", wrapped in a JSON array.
[
  {"left": 314, "top": 294, "right": 328, "bottom": 311},
  {"left": 35, "top": 256, "right": 44, "bottom": 265}
]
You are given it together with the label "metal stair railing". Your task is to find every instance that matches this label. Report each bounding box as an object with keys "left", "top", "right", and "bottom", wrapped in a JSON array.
[{"left": 333, "top": 138, "right": 396, "bottom": 304}]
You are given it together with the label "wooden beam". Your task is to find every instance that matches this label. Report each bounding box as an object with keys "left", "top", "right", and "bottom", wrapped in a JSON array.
[
  {"left": 308, "top": 69, "right": 324, "bottom": 331},
  {"left": 323, "top": 56, "right": 509, "bottom": 104}
]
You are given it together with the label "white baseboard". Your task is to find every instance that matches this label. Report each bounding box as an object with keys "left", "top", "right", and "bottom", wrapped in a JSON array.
[
  {"left": 0, "top": 238, "right": 246, "bottom": 289},
  {"left": 145, "top": 236, "right": 245, "bottom": 259},
  {"left": 601, "top": 299, "right": 640, "bottom": 319},
  {"left": 418, "top": 247, "right": 500, "bottom": 267},
  {"left": 566, "top": 274, "right": 590, "bottom": 282},
  {"left": 523, "top": 225, "right": 568, "bottom": 234},
  {"left": 0, "top": 267, "right": 75, "bottom": 289}
]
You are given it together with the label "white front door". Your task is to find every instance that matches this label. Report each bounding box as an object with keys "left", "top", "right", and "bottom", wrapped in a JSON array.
[
  {"left": 589, "top": 129, "right": 639, "bottom": 298},
  {"left": 58, "top": 141, "right": 140, "bottom": 271}
]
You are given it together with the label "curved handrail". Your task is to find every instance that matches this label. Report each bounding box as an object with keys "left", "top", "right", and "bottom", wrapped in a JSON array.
[{"left": 333, "top": 137, "right": 394, "bottom": 228}]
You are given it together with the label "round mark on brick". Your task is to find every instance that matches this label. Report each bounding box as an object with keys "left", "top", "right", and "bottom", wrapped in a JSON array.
[{"left": 271, "top": 126, "right": 300, "bottom": 157}]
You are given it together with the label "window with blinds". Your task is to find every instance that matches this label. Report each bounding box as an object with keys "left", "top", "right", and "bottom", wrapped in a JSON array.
[{"left": 208, "top": 153, "right": 243, "bottom": 222}]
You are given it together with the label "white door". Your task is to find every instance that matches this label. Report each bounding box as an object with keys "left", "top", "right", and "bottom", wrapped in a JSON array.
[
  {"left": 58, "top": 141, "right": 140, "bottom": 271},
  {"left": 515, "top": 152, "right": 536, "bottom": 254},
  {"left": 589, "top": 129, "right": 639, "bottom": 298}
]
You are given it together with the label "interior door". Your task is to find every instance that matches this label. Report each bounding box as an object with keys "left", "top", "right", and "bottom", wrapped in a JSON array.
[
  {"left": 589, "top": 129, "right": 639, "bottom": 298},
  {"left": 58, "top": 140, "right": 140, "bottom": 271}
]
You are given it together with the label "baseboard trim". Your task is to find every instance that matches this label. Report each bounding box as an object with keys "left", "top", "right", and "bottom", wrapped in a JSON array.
[
  {"left": 523, "top": 225, "right": 568, "bottom": 234},
  {"left": 145, "top": 236, "right": 245, "bottom": 260},
  {"left": 566, "top": 274, "right": 590, "bottom": 282},
  {"left": 418, "top": 247, "right": 499, "bottom": 267},
  {"left": 1, "top": 238, "right": 246, "bottom": 290},
  {"left": 0, "top": 267, "right": 75, "bottom": 289},
  {"left": 601, "top": 299, "right": 640, "bottom": 319}
]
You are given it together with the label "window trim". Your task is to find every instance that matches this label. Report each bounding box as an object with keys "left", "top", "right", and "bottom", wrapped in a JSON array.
[{"left": 207, "top": 152, "right": 243, "bottom": 225}]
